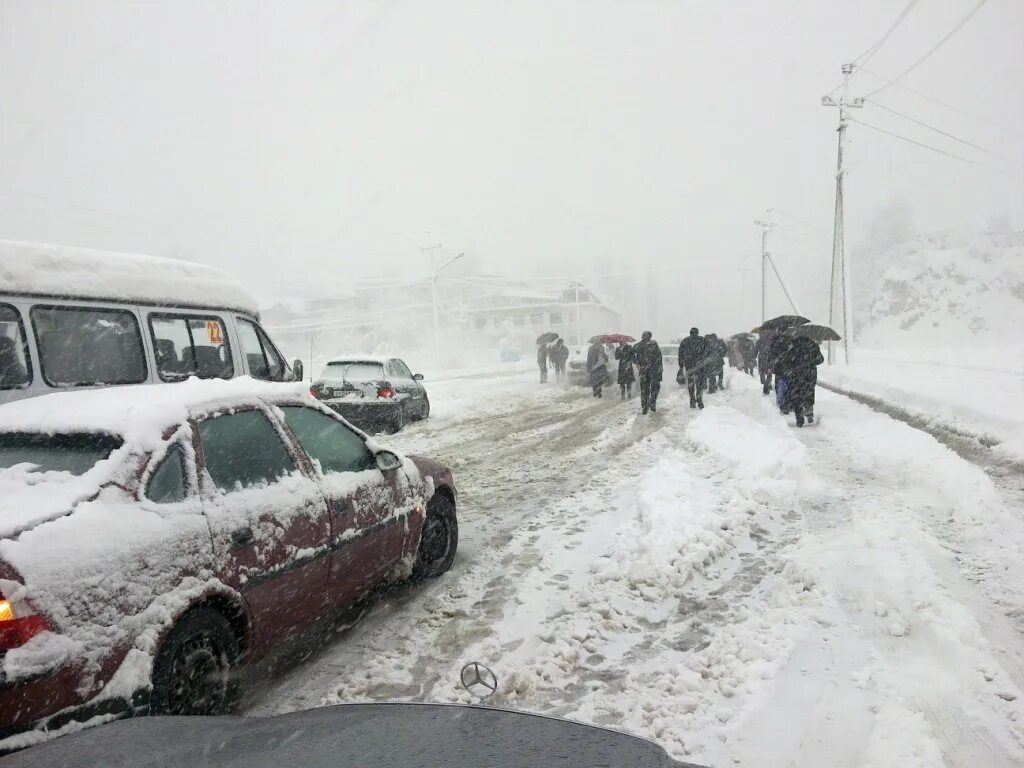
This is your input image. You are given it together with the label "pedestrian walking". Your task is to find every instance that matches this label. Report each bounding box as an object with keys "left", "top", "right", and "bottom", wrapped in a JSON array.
[
  {"left": 678, "top": 327, "right": 708, "bottom": 409},
  {"left": 737, "top": 335, "right": 756, "bottom": 376},
  {"left": 705, "top": 333, "right": 727, "bottom": 393},
  {"left": 537, "top": 342, "right": 549, "bottom": 383},
  {"left": 778, "top": 336, "right": 824, "bottom": 427},
  {"left": 633, "top": 331, "right": 663, "bottom": 414},
  {"left": 755, "top": 331, "right": 783, "bottom": 396},
  {"left": 586, "top": 340, "right": 610, "bottom": 398},
  {"left": 549, "top": 338, "right": 569, "bottom": 381},
  {"left": 615, "top": 341, "right": 636, "bottom": 399}
]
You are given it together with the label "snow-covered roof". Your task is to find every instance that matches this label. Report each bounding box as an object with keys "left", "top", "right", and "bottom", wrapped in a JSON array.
[
  {"left": 0, "top": 240, "right": 260, "bottom": 316},
  {"left": 0, "top": 377, "right": 307, "bottom": 445}
]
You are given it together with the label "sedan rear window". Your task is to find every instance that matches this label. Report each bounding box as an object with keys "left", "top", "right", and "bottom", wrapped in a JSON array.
[
  {"left": 32, "top": 306, "right": 146, "bottom": 387},
  {"left": 0, "top": 432, "right": 123, "bottom": 475},
  {"left": 321, "top": 362, "right": 384, "bottom": 383}
]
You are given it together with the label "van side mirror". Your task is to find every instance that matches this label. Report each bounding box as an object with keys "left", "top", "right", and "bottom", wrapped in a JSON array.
[
  {"left": 292, "top": 359, "right": 304, "bottom": 382},
  {"left": 413, "top": 373, "right": 424, "bottom": 381}
]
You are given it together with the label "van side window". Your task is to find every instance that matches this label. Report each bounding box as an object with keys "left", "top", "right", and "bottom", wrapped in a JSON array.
[
  {"left": 0, "top": 305, "right": 31, "bottom": 390},
  {"left": 149, "top": 315, "right": 233, "bottom": 382},
  {"left": 31, "top": 306, "right": 146, "bottom": 387},
  {"left": 237, "top": 318, "right": 287, "bottom": 381}
]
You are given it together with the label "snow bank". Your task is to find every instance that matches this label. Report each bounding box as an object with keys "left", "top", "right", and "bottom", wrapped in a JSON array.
[
  {"left": 0, "top": 239, "right": 260, "bottom": 315},
  {"left": 819, "top": 346, "right": 1024, "bottom": 461}
]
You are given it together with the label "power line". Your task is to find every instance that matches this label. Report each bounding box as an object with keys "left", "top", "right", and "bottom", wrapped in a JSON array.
[
  {"left": 857, "top": 66, "right": 1016, "bottom": 133},
  {"left": 865, "top": 99, "right": 1008, "bottom": 158},
  {"left": 851, "top": 0, "right": 923, "bottom": 71},
  {"left": 772, "top": 208, "right": 832, "bottom": 236},
  {"left": 847, "top": 116, "right": 987, "bottom": 165},
  {"left": 861, "top": 0, "right": 989, "bottom": 99}
]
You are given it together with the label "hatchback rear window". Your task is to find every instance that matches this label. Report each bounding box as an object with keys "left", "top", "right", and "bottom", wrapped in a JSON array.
[
  {"left": 0, "top": 432, "right": 123, "bottom": 475},
  {"left": 31, "top": 306, "right": 146, "bottom": 387},
  {"left": 321, "top": 362, "right": 384, "bottom": 382}
]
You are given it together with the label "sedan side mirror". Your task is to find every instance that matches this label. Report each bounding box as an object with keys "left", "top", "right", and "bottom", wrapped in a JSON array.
[
  {"left": 375, "top": 450, "right": 403, "bottom": 472},
  {"left": 292, "top": 359, "right": 304, "bottom": 382},
  {"left": 413, "top": 373, "right": 424, "bottom": 381}
]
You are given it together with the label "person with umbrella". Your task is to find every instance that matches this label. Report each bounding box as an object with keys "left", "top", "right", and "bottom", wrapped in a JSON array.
[
  {"left": 549, "top": 338, "right": 569, "bottom": 381},
  {"left": 614, "top": 340, "right": 636, "bottom": 399},
  {"left": 678, "top": 327, "right": 709, "bottom": 409},
  {"left": 753, "top": 315, "right": 810, "bottom": 396},
  {"left": 536, "top": 332, "right": 559, "bottom": 384},
  {"left": 586, "top": 338, "right": 611, "bottom": 398},
  {"left": 778, "top": 330, "right": 827, "bottom": 426},
  {"left": 633, "top": 331, "right": 663, "bottom": 414}
]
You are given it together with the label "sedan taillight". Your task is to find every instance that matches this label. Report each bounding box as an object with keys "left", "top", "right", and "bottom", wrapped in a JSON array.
[
  {"left": 377, "top": 385, "right": 396, "bottom": 399},
  {"left": 309, "top": 385, "right": 321, "bottom": 399},
  {"left": 0, "top": 596, "right": 52, "bottom": 652}
]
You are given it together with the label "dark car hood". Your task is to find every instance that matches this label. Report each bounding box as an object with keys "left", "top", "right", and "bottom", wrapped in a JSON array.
[{"left": 1, "top": 703, "right": 703, "bottom": 768}]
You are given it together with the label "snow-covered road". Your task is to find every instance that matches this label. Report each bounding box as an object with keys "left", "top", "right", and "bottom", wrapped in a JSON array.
[{"left": 244, "top": 369, "right": 1024, "bottom": 767}]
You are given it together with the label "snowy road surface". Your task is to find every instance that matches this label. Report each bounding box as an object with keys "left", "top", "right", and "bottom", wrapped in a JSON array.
[{"left": 244, "top": 369, "right": 1024, "bottom": 767}]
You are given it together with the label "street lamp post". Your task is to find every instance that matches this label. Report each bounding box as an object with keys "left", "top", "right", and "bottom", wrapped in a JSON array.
[{"left": 432, "top": 251, "right": 465, "bottom": 367}]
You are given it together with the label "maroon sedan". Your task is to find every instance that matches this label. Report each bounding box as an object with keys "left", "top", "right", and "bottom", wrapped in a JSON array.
[{"left": 0, "top": 379, "right": 457, "bottom": 748}]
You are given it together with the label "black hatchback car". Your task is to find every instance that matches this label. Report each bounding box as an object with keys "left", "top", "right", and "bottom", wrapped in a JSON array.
[{"left": 310, "top": 356, "right": 430, "bottom": 433}]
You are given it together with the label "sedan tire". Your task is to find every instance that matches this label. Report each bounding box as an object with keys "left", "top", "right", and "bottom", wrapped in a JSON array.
[
  {"left": 412, "top": 493, "right": 458, "bottom": 580},
  {"left": 150, "top": 606, "right": 241, "bottom": 716}
]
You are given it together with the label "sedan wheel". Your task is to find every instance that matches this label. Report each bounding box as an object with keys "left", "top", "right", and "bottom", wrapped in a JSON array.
[
  {"left": 413, "top": 493, "right": 458, "bottom": 580},
  {"left": 150, "top": 607, "right": 240, "bottom": 716}
]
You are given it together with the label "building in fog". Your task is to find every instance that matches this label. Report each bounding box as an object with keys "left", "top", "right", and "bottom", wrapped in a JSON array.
[{"left": 466, "top": 281, "right": 621, "bottom": 345}]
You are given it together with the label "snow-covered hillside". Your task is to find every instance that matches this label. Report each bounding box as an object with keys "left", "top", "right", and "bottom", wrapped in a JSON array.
[{"left": 855, "top": 229, "right": 1024, "bottom": 348}]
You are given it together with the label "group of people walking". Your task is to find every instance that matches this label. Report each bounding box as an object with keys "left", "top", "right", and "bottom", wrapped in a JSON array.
[{"left": 537, "top": 325, "right": 824, "bottom": 427}]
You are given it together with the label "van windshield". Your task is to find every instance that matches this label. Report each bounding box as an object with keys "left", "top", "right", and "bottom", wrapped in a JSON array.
[
  {"left": 0, "top": 432, "right": 123, "bottom": 475},
  {"left": 31, "top": 306, "right": 147, "bottom": 387}
]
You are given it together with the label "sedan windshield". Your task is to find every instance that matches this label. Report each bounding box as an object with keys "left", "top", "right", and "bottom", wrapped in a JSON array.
[
  {"left": 0, "top": 432, "right": 123, "bottom": 475},
  {"left": 320, "top": 362, "right": 385, "bottom": 383}
]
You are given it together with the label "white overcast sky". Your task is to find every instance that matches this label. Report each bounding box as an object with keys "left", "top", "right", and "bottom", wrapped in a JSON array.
[{"left": 1, "top": 0, "right": 1021, "bottom": 332}]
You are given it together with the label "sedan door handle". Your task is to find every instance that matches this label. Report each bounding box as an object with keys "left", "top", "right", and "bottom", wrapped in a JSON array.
[{"left": 231, "top": 527, "right": 254, "bottom": 548}]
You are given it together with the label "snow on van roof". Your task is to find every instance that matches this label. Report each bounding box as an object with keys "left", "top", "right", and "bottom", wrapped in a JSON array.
[
  {"left": 0, "top": 240, "right": 260, "bottom": 316},
  {"left": 0, "top": 377, "right": 307, "bottom": 446}
]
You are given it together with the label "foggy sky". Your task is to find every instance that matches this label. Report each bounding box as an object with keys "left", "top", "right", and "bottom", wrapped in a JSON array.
[{"left": 1, "top": 0, "right": 1021, "bottom": 335}]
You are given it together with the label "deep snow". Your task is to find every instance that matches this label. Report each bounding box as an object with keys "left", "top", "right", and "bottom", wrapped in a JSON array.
[{"left": 243, "top": 367, "right": 1024, "bottom": 767}]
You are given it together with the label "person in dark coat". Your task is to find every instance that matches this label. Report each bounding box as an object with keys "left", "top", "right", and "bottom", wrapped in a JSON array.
[
  {"left": 614, "top": 342, "right": 636, "bottom": 399},
  {"left": 755, "top": 331, "right": 783, "bottom": 395},
  {"left": 549, "top": 338, "right": 569, "bottom": 381},
  {"left": 677, "top": 327, "right": 708, "bottom": 409},
  {"left": 704, "top": 333, "right": 727, "bottom": 393},
  {"left": 737, "top": 335, "right": 756, "bottom": 376},
  {"left": 586, "top": 341, "right": 610, "bottom": 398},
  {"left": 537, "top": 343, "right": 549, "bottom": 383},
  {"left": 778, "top": 336, "right": 824, "bottom": 426},
  {"left": 633, "top": 331, "right": 663, "bottom": 415}
]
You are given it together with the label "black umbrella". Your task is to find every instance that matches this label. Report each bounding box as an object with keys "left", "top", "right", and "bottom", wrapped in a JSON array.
[
  {"left": 730, "top": 332, "right": 756, "bottom": 341},
  {"left": 753, "top": 315, "right": 811, "bottom": 333},
  {"left": 536, "top": 332, "right": 560, "bottom": 345},
  {"left": 786, "top": 323, "right": 841, "bottom": 341}
]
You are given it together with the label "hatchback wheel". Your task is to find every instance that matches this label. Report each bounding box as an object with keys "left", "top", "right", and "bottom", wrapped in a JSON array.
[
  {"left": 413, "top": 493, "right": 458, "bottom": 580},
  {"left": 150, "top": 607, "right": 240, "bottom": 716}
]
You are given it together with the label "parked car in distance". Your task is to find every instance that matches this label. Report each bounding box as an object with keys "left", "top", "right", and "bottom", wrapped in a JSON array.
[
  {"left": 0, "top": 379, "right": 457, "bottom": 749},
  {"left": 310, "top": 356, "right": 429, "bottom": 433},
  {"left": 0, "top": 240, "right": 303, "bottom": 407}
]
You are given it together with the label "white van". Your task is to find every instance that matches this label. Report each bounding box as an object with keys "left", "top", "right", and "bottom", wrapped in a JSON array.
[{"left": 0, "top": 240, "right": 302, "bottom": 406}]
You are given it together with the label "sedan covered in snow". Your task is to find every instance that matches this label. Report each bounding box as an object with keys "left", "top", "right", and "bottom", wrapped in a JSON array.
[
  {"left": 310, "top": 356, "right": 429, "bottom": 434},
  {"left": 0, "top": 379, "right": 457, "bottom": 748}
]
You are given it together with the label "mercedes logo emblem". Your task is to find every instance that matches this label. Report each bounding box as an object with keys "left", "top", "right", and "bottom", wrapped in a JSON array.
[{"left": 460, "top": 661, "right": 498, "bottom": 699}]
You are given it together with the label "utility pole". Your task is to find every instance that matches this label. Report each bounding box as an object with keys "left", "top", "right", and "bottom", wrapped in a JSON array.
[
  {"left": 754, "top": 213, "right": 775, "bottom": 324},
  {"left": 822, "top": 64, "right": 863, "bottom": 364},
  {"left": 421, "top": 244, "right": 444, "bottom": 366}
]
